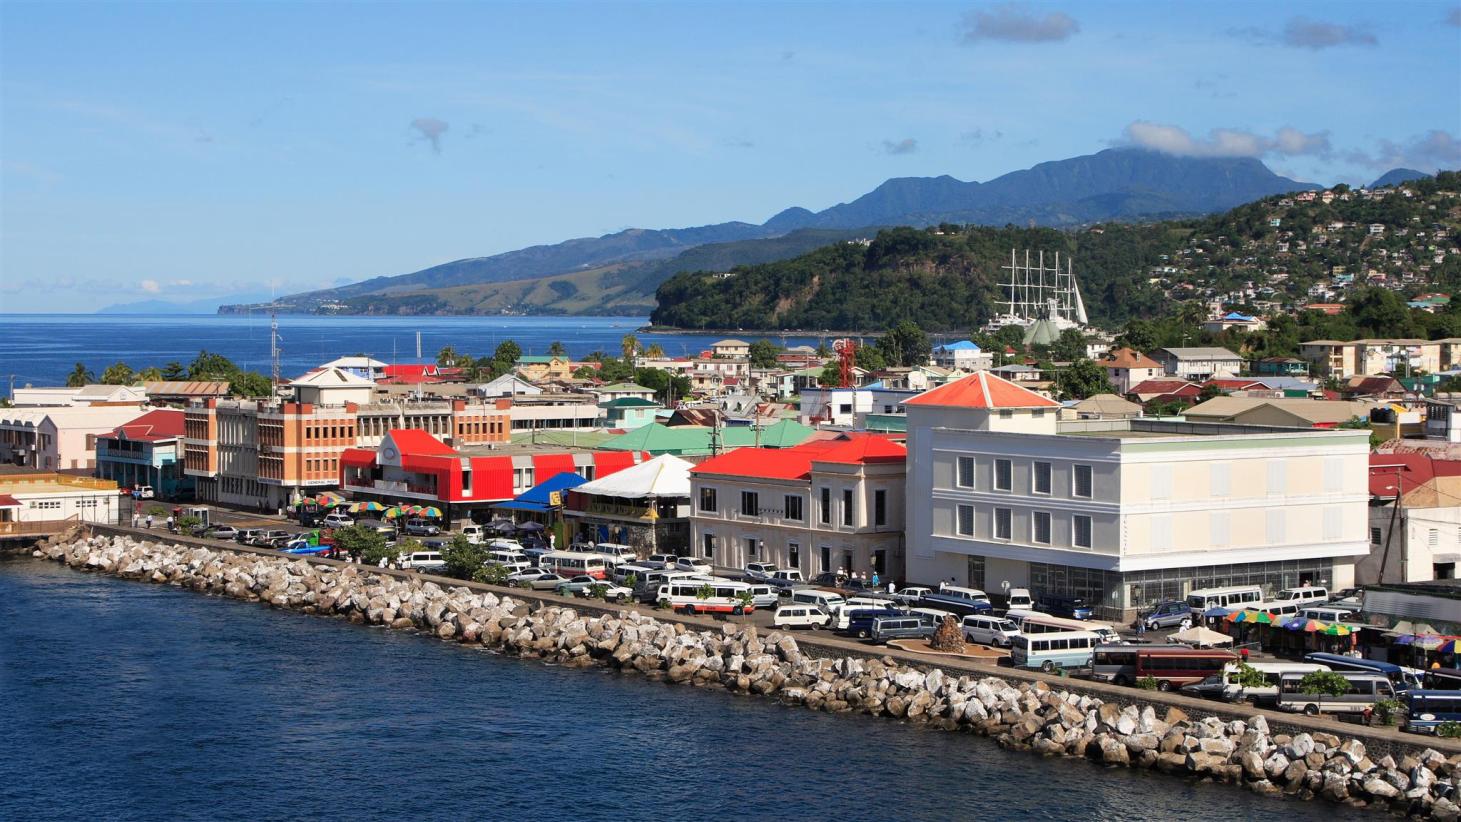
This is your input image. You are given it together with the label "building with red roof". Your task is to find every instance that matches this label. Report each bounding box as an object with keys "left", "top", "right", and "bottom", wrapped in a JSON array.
[
  {"left": 689, "top": 433, "right": 908, "bottom": 580},
  {"left": 340, "top": 428, "right": 649, "bottom": 522},
  {"left": 95, "top": 409, "right": 193, "bottom": 498},
  {"left": 1099, "top": 347, "right": 1165, "bottom": 394},
  {"left": 1364, "top": 453, "right": 1461, "bottom": 585}
]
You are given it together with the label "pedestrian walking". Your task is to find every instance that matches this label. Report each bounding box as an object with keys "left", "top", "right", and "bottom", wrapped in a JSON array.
[
  {"left": 131, "top": 513, "right": 139, "bottom": 528},
  {"left": 145, "top": 514, "right": 154, "bottom": 529},
  {"left": 1135, "top": 618, "right": 1146, "bottom": 639},
  {"left": 165, "top": 515, "right": 174, "bottom": 533},
  {"left": 871, "top": 571, "right": 880, "bottom": 589},
  {"left": 887, "top": 581, "right": 896, "bottom": 594}
]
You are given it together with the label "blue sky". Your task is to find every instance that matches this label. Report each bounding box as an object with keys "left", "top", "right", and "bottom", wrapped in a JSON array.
[{"left": 2, "top": 0, "right": 1459, "bottom": 312}]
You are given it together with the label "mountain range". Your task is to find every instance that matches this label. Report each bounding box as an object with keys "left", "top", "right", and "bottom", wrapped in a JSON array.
[{"left": 210, "top": 148, "right": 1339, "bottom": 317}]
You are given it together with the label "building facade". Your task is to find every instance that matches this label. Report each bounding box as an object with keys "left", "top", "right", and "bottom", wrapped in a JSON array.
[
  {"left": 0, "top": 405, "right": 151, "bottom": 471},
  {"left": 904, "top": 371, "right": 1370, "bottom": 621},
  {"left": 689, "top": 434, "right": 907, "bottom": 579},
  {"left": 94, "top": 409, "right": 191, "bottom": 498}
]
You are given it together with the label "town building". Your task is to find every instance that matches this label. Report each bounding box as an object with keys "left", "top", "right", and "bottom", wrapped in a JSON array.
[
  {"left": 565, "top": 454, "right": 694, "bottom": 554},
  {"left": 1200, "top": 312, "right": 1267, "bottom": 334},
  {"left": 1362, "top": 457, "right": 1461, "bottom": 585},
  {"left": 515, "top": 355, "right": 575, "bottom": 382},
  {"left": 1150, "top": 347, "right": 1245, "bottom": 381},
  {"left": 473, "top": 373, "right": 543, "bottom": 398},
  {"left": 0, "top": 404, "right": 154, "bottom": 471},
  {"left": 593, "top": 382, "right": 656, "bottom": 403},
  {"left": 10, "top": 384, "right": 148, "bottom": 407},
  {"left": 903, "top": 371, "right": 1370, "bottom": 622},
  {"left": 600, "top": 420, "right": 815, "bottom": 457},
  {"left": 339, "top": 429, "right": 647, "bottom": 523},
  {"left": 0, "top": 466, "right": 120, "bottom": 539},
  {"left": 94, "top": 408, "right": 191, "bottom": 498},
  {"left": 1098, "top": 348, "right": 1165, "bottom": 395},
  {"left": 689, "top": 433, "right": 907, "bottom": 579},
  {"left": 931, "top": 340, "right": 993, "bottom": 372},
  {"left": 1298, "top": 339, "right": 1460, "bottom": 379},
  {"left": 143, "top": 381, "right": 232, "bottom": 407},
  {"left": 506, "top": 392, "right": 605, "bottom": 431},
  {"left": 1180, "top": 396, "right": 1376, "bottom": 428},
  {"left": 599, "top": 398, "right": 661, "bottom": 430},
  {"left": 318, "top": 356, "right": 388, "bottom": 381},
  {"left": 710, "top": 339, "right": 751, "bottom": 358}
]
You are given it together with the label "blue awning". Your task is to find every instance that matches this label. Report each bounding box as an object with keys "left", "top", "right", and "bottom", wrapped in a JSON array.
[
  {"left": 494, "top": 500, "right": 549, "bottom": 512},
  {"left": 491, "top": 471, "right": 587, "bottom": 513}
]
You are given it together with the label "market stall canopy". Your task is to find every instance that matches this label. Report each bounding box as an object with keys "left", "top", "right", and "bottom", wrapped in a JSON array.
[
  {"left": 571, "top": 454, "right": 693, "bottom": 499},
  {"left": 1170, "top": 626, "right": 1234, "bottom": 647},
  {"left": 495, "top": 472, "right": 587, "bottom": 513}
]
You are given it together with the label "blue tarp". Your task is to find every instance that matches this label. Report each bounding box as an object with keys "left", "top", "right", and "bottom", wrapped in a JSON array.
[{"left": 494, "top": 472, "right": 586, "bottom": 512}]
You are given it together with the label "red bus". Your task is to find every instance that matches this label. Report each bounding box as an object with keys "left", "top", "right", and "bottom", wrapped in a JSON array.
[{"left": 1134, "top": 646, "right": 1236, "bottom": 690}]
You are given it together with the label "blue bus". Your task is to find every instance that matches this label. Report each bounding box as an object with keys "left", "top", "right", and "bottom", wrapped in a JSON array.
[
  {"left": 1403, "top": 690, "right": 1461, "bottom": 735},
  {"left": 1303, "top": 653, "right": 1423, "bottom": 691}
]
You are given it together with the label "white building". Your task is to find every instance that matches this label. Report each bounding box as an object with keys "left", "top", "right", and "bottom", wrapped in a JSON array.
[
  {"left": 931, "top": 340, "right": 993, "bottom": 372},
  {"left": 473, "top": 374, "right": 544, "bottom": 398},
  {"left": 903, "top": 371, "right": 1371, "bottom": 621},
  {"left": 1150, "top": 347, "right": 1245, "bottom": 381},
  {"left": 0, "top": 405, "right": 153, "bottom": 471},
  {"left": 10, "top": 384, "right": 148, "bottom": 407},
  {"left": 0, "top": 468, "right": 121, "bottom": 536}
]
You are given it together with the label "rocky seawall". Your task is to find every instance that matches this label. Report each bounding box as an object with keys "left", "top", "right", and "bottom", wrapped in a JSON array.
[{"left": 29, "top": 533, "right": 1461, "bottom": 819}]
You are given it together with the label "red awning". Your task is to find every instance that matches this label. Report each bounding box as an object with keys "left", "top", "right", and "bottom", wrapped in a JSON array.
[
  {"left": 592, "top": 451, "right": 639, "bottom": 476},
  {"left": 469, "top": 455, "right": 515, "bottom": 500},
  {"left": 533, "top": 454, "right": 577, "bottom": 482},
  {"left": 0, "top": 494, "right": 19, "bottom": 508}
]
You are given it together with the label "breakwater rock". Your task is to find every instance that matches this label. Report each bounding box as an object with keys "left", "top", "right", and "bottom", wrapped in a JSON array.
[{"left": 33, "top": 534, "right": 1461, "bottom": 818}]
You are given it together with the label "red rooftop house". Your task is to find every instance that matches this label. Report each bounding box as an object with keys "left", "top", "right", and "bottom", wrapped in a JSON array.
[
  {"left": 94, "top": 408, "right": 193, "bottom": 499},
  {"left": 688, "top": 433, "right": 908, "bottom": 580},
  {"left": 340, "top": 429, "right": 648, "bottom": 523}
]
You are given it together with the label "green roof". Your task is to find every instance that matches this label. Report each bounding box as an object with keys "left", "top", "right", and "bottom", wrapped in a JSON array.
[
  {"left": 517, "top": 355, "right": 565, "bottom": 364},
  {"left": 600, "top": 397, "right": 660, "bottom": 409},
  {"left": 599, "top": 382, "right": 653, "bottom": 393},
  {"left": 600, "top": 420, "right": 816, "bottom": 456}
]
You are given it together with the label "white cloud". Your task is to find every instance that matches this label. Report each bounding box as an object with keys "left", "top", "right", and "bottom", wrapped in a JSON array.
[
  {"left": 1344, "top": 130, "right": 1461, "bottom": 172},
  {"left": 881, "top": 138, "right": 919, "bottom": 155},
  {"left": 1121, "top": 121, "right": 1331, "bottom": 159},
  {"left": 139, "top": 279, "right": 161, "bottom": 294},
  {"left": 961, "top": 4, "right": 1079, "bottom": 44},
  {"left": 1282, "top": 17, "right": 1377, "bottom": 49}
]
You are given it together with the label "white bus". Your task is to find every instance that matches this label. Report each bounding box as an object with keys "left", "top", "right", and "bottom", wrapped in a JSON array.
[
  {"left": 536, "top": 550, "right": 611, "bottom": 580},
  {"left": 1010, "top": 629, "right": 1102, "bottom": 672},
  {"left": 656, "top": 579, "right": 754, "bottom": 616},
  {"left": 1185, "top": 585, "right": 1263, "bottom": 616},
  {"left": 1008, "top": 610, "right": 1122, "bottom": 644}
]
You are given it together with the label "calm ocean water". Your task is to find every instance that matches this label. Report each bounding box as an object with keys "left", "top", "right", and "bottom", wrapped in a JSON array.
[
  {"left": 0, "top": 557, "right": 1356, "bottom": 822},
  {"left": 0, "top": 314, "right": 833, "bottom": 389}
]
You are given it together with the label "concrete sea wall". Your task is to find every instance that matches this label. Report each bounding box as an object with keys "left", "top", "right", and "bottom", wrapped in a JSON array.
[{"left": 26, "top": 531, "right": 1461, "bottom": 818}]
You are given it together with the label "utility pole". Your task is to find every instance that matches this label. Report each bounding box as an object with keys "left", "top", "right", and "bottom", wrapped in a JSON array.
[{"left": 1376, "top": 464, "right": 1407, "bottom": 586}]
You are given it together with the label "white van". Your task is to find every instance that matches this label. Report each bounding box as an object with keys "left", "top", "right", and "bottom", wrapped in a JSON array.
[
  {"left": 458, "top": 524, "right": 485, "bottom": 544},
  {"left": 1006, "top": 587, "right": 1034, "bottom": 610},
  {"left": 774, "top": 603, "right": 830, "bottom": 630},
  {"left": 401, "top": 551, "right": 446, "bottom": 572},
  {"left": 594, "top": 543, "right": 637, "bottom": 561},
  {"left": 938, "top": 585, "right": 992, "bottom": 605},
  {"left": 1273, "top": 586, "right": 1328, "bottom": 606},
  {"left": 1185, "top": 585, "right": 1264, "bottom": 616},
  {"left": 612, "top": 563, "right": 655, "bottom": 585},
  {"left": 1276, "top": 672, "right": 1396, "bottom": 715},
  {"left": 791, "top": 589, "right": 848, "bottom": 615},
  {"left": 961, "top": 614, "right": 1020, "bottom": 647},
  {"left": 1254, "top": 600, "right": 1302, "bottom": 620},
  {"left": 1300, "top": 606, "right": 1355, "bottom": 623}
]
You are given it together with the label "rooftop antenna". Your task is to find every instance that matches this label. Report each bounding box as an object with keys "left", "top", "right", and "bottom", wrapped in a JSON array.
[{"left": 269, "top": 307, "right": 282, "bottom": 391}]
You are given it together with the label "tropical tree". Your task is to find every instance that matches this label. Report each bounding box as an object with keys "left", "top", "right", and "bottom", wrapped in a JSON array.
[
  {"left": 229, "top": 371, "right": 273, "bottom": 398},
  {"left": 137, "top": 366, "right": 164, "bottom": 381},
  {"left": 1054, "top": 358, "right": 1114, "bottom": 400},
  {"left": 547, "top": 341, "right": 567, "bottom": 356},
  {"left": 436, "top": 345, "right": 458, "bottom": 366},
  {"left": 100, "top": 361, "right": 135, "bottom": 385},
  {"left": 876, "top": 321, "right": 931, "bottom": 367},
  {"left": 1050, "top": 329, "right": 1088, "bottom": 362},
  {"left": 748, "top": 339, "right": 781, "bottom": 369},
  {"left": 332, "top": 524, "right": 387, "bottom": 563},
  {"left": 620, "top": 333, "right": 640, "bottom": 362},
  {"left": 493, "top": 340, "right": 523, "bottom": 366},
  {"left": 160, "top": 361, "right": 187, "bottom": 380},
  {"left": 66, "top": 362, "right": 95, "bottom": 387},
  {"left": 644, "top": 343, "right": 665, "bottom": 358},
  {"left": 442, "top": 533, "right": 490, "bottom": 580},
  {"left": 854, "top": 345, "right": 886, "bottom": 372}
]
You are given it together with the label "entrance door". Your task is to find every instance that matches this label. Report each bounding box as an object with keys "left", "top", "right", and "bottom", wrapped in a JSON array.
[{"left": 820, "top": 545, "right": 830, "bottom": 575}]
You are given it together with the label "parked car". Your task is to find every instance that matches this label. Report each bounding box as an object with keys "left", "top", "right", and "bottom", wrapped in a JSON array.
[
  {"left": 887, "top": 586, "right": 932, "bottom": 606},
  {"left": 843, "top": 606, "right": 907, "bottom": 639},
  {"left": 675, "top": 557, "right": 713, "bottom": 574},
  {"left": 1037, "top": 594, "right": 1093, "bottom": 620},
  {"left": 773, "top": 603, "right": 830, "bottom": 630},
  {"left": 841, "top": 578, "right": 885, "bottom": 596},
  {"left": 135, "top": 485, "right": 156, "bottom": 499},
  {"left": 400, "top": 551, "right": 446, "bottom": 573},
  {"left": 765, "top": 569, "right": 807, "bottom": 590},
  {"left": 743, "top": 562, "right": 779, "bottom": 581},
  {"left": 456, "top": 524, "right": 485, "bottom": 544},
  {"left": 404, "top": 518, "right": 440, "bottom": 537},
  {"left": 593, "top": 543, "right": 636, "bottom": 561},
  {"left": 870, "top": 614, "right": 939, "bottom": 643},
  {"left": 643, "top": 553, "right": 680, "bottom": 569},
  {"left": 1138, "top": 600, "right": 1192, "bottom": 631},
  {"left": 507, "top": 568, "right": 558, "bottom": 587},
  {"left": 745, "top": 584, "right": 780, "bottom": 609},
  {"left": 961, "top": 614, "right": 1020, "bottom": 647},
  {"left": 321, "top": 512, "right": 354, "bottom": 529},
  {"left": 517, "top": 572, "right": 569, "bottom": 591},
  {"left": 234, "top": 528, "right": 265, "bottom": 545},
  {"left": 202, "top": 524, "right": 238, "bottom": 540},
  {"left": 556, "top": 575, "right": 633, "bottom": 602},
  {"left": 523, "top": 546, "right": 552, "bottom": 565},
  {"left": 1005, "top": 587, "right": 1034, "bottom": 610},
  {"left": 812, "top": 571, "right": 849, "bottom": 588}
]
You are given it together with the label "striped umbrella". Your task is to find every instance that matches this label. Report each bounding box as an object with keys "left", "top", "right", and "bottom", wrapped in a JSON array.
[
  {"left": 1319, "top": 623, "right": 1352, "bottom": 637},
  {"left": 1227, "top": 609, "right": 1272, "bottom": 624},
  {"left": 383, "top": 506, "right": 406, "bottom": 519},
  {"left": 419, "top": 506, "right": 444, "bottom": 518},
  {"left": 315, "top": 492, "right": 345, "bottom": 507},
  {"left": 1412, "top": 634, "right": 1446, "bottom": 650},
  {"left": 1438, "top": 639, "right": 1460, "bottom": 654}
]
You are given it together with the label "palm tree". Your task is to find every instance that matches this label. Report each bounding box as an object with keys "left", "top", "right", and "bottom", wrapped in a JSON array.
[
  {"left": 436, "top": 345, "right": 458, "bottom": 366},
  {"left": 645, "top": 343, "right": 665, "bottom": 358},
  {"left": 66, "top": 362, "right": 95, "bottom": 387},
  {"left": 547, "top": 341, "right": 567, "bottom": 356},
  {"left": 621, "top": 333, "right": 640, "bottom": 362}
]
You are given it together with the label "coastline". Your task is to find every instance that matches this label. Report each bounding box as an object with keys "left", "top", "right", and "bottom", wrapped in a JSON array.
[{"left": 21, "top": 525, "right": 1461, "bottom": 819}]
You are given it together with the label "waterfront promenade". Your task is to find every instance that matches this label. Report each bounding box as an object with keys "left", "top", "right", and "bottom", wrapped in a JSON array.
[{"left": 73, "top": 522, "right": 1461, "bottom": 760}]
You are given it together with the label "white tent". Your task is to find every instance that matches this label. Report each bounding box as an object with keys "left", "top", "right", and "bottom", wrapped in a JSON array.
[
  {"left": 573, "top": 454, "right": 693, "bottom": 499},
  {"left": 1169, "top": 625, "right": 1234, "bottom": 648}
]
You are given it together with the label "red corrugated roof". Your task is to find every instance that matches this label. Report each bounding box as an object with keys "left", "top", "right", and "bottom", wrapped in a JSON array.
[
  {"left": 0, "top": 494, "right": 20, "bottom": 508},
  {"left": 533, "top": 453, "right": 577, "bottom": 481},
  {"left": 904, "top": 371, "right": 1060, "bottom": 409},
  {"left": 1369, "top": 454, "right": 1461, "bottom": 497},
  {"left": 112, "top": 409, "right": 185, "bottom": 442},
  {"left": 1128, "top": 379, "right": 1198, "bottom": 396},
  {"left": 593, "top": 451, "right": 640, "bottom": 475},
  {"left": 386, "top": 429, "right": 456, "bottom": 456},
  {"left": 693, "top": 434, "right": 905, "bottom": 480}
]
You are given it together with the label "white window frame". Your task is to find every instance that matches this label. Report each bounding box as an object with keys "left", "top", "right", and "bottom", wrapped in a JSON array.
[
  {"left": 1072, "top": 464, "right": 1093, "bottom": 499},
  {"left": 1032, "top": 461, "right": 1052, "bottom": 495},
  {"left": 1032, "top": 511, "right": 1051, "bottom": 545},
  {"left": 1072, "top": 514, "right": 1092, "bottom": 549},
  {"left": 993, "top": 459, "right": 1012, "bottom": 492},
  {"left": 956, "top": 504, "right": 974, "bottom": 536},
  {"left": 993, "top": 507, "right": 1011, "bottom": 541},
  {"left": 955, "top": 455, "right": 975, "bottom": 489}
]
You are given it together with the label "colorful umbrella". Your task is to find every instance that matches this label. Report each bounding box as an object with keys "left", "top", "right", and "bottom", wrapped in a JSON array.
[
  {"left": 1227, "top": 609, "right": 1272, "bottom": 624},
  {"left": 1439, "top": 639, "right": 1460, "bottom": 654},
  {"left": 383, "top": 506, "right": 406, "bottom": 519},
  {"left": 1204, "top": 607, "right": 1233, "bottom": 619},
  {"left": 315, "top": 492, "right": 345, "bottom": 507},
  {"left": 1412, "top": 633, "right": 1446, "bottom": 650},
  {"left": 1319, "top": 623, "right": 1352, "bottom": 637},
  {"left": 356, "top": 501, "right": 385, "bottom": 513},
  {"left": 419, "top": 506, "right": 443, "bottom": 518}
]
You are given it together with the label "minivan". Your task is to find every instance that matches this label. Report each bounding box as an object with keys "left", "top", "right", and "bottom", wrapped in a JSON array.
[
  {"left": 594, "top": 543, "right": 636, "bottom": 561},
  {"left": 842, "top": 606, "right": 907, "bottom": 638},
  {"left": 612, "top": 563, "right": 655, "bottom": 586},
  {"left": 1006, "top": 587, "right": 1034, "bottom": 610},
  {"left": 1036, "top": 594, "right": 1092, "bottom": 620},
  {"left": 1180, "top": 662, "right": 1331, "bottom": 706},
  {"left": 745, "top": 584, "right": 780, "bottom": 609},
  {"left": 1276, "top": 672, "right": 1395, "bottom": 715},
  {"left": 1300, "top": 606, "right": 1355, "bottom": 623},
  {"left": 401, "top": 551, "right": 446, "bottom": 572},
  {"left": 791, "top": 589, "right": 848, "bottom": 615},
  {"left": 870, "top": 614, "right": 939, "bottom": 643},
  {"left": 773, "top": 603, "right": 830, "bottom": 630},
  {"left": 1273, "top": 585, "right": 1328, "bottom": 606},
  {"left": 457, "top": 524, "right": 485, "bottom": 544},
  {"left": 961, "top": 614, "right": 1020, "bottom": 647},
  {"left": 404, "top": 518, "right": 440, "bottom": 537},
  {"left": 1138, "top": 600, "right": 1192, "bottom": 631}
]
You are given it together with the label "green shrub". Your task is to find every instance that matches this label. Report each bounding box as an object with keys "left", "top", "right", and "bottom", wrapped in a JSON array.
[
  {"left": 1232, "top": 662, "right": 1269, "bottom": 689},
  {"left": 1136, "top": 676, "right": 1160, "bottom": 691},
  {"left": 1438, "top": 721, "right": 1461, "bottom": 739},
  {"left": 474, "top": 563, "right": 510, "bottom": 585},
  {"left": 1299, "top": 670, "right": 1352, "bottom": 698},
  {"left": 1374, "top": 698, "right": 1403, "bottom": 726}
]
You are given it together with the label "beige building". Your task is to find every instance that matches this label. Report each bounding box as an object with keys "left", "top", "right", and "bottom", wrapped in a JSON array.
[
  {"left": 0, "top": 467, "right": 120, "bottom": 538},
  {"left": 1361, "top": 476, "right": 1461, "bottom": 585},
  {"left": 904, "top": 371, "right": 1371, "bottom": 621},
  {"left": 689, "top": 434, "right": 907, "bottom": 579},
  {"left": 0, "top": 404, "right": 152, "bottom": 471},
  {"left": 1181, "top": 396, "right": 1377, "bottom": 428},
  {"left": 1299, "top": 338, "right": 1461, "bottom": 379}
]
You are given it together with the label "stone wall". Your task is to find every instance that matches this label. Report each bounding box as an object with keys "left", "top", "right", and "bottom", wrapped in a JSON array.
[{"left": 26, "top": 531, "right": 1461, "bottom": 819}]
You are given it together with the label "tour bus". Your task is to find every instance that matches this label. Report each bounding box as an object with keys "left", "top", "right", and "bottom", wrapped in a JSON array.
[
  {"left": 1185, "top": 585, "right": 1264, "bottom": 616},
  {"left": 655, "top": 579, "right": 754, "bottom": 615},
  {"left": 1403, "top": 690, "right": 1461, "bottom": 735},
  {"left": 1180, "top": 661, "right": 1331, "bottom": 705},
  {"left": 1251, "top": 600, "right": 1303, "bottom": 620},
  {"left": 919, "top": 586, "right": 993, "bottom": 616},
  {"left": 1271, "top": 585, "right": 1329, "bottom": 606},
  {"left": 1010, "top": 629, "right": 1102, "bottom": 672},
  {"left": 1277, "top": 672, "right": 1396, "bottom": 715},
  {"left": 1008, "top": 610, "right": 1122, "bottom": 645},
  {"left": 636, "top": 569, "right": 704, "bottom": 602},
  {"left": 1303, "top": 652, "right": 1424, "bottom": 691},
  {"left": 536, "top": 550, "right": 611, "bottom": 580},
  {"left": 1089, "top": 645, "right": 1235, "bottom": 690}
]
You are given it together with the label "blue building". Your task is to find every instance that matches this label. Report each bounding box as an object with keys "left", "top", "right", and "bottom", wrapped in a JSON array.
[{"left": 94, "top": 409, "right": 192, "bottom": 498}]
